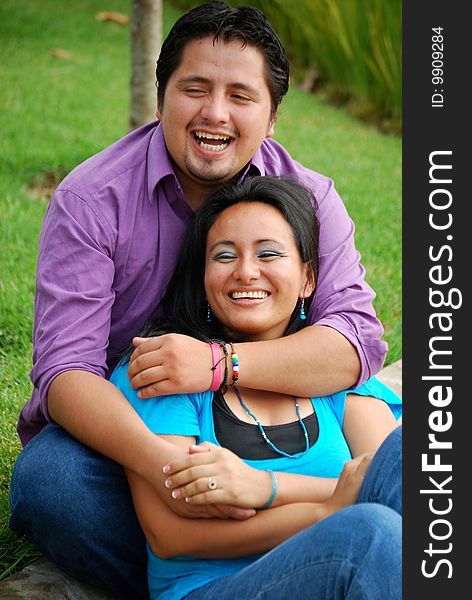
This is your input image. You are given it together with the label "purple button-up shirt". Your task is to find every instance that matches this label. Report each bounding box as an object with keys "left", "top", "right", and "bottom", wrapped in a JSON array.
[{"left": 18, "top": 122, "right": 387, "bottom": 446}]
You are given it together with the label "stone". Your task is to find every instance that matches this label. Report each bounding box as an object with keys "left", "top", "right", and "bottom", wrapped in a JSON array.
[
  {"left": 376, "top": 359, "right": 403, "bottom": 399},
  {"left": 0, "top": 557, "right": 114, "bottom": 599}
]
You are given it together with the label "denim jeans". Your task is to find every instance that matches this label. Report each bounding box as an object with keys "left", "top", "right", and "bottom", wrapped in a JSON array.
[
  {"left": 185, "top": 425, "right": 402, "bottom": 600},
  {"left": 10, "top": 424, "right": 401, "bottom": 600},
  {"left": 9, "top": 424, "right": 148, "bottom": 599}
]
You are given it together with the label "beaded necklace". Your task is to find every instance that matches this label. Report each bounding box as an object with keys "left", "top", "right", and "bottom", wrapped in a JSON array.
[{"left": 232, "top": 385, "right": 310, "bottom": 458}]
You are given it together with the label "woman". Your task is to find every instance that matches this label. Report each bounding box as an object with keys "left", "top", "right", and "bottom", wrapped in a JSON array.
[{"left": 111, "top": 176, "right": 402, "bottom": 599}]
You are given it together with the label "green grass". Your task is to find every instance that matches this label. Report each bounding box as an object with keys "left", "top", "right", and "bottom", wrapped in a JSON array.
[
  {"left": 0, "top": 0, "right": 401, "bottom": 580},
  {"left": 275, "top": 90, "right": 402, "bottom": 358}
]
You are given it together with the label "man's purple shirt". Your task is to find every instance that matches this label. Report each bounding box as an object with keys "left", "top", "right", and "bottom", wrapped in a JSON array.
[{"left": 18, "top": 122, "right": 387, "bottom": 446}]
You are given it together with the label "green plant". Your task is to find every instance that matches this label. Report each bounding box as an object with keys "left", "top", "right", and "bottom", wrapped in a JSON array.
[{"left": 177, "top": 0, "right": 402, "bottom": 126}]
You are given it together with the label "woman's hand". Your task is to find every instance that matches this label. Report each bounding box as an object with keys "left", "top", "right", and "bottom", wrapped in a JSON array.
[
  {"left": 321, "top": 452, "right": 374, "bottom": 518},
  {"left": 128, "top": 334, "right": 214, "bottom": 398},
  {"left": 162, "top": 442, "right": 274, "bottom": 509}
]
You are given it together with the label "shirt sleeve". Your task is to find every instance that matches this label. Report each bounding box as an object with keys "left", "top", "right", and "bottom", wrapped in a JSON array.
[
  {"left": 28, "top": 187, "right": 116, "bottom": 424},
  {"left": 110, "top": 362, "right": 201, "bottom": 437},
  {"left": 328, "top": 375, "right": 403, "bottom": 427},
  {"left": 305, "top": 175, "right": 388, "bottom": 385}
]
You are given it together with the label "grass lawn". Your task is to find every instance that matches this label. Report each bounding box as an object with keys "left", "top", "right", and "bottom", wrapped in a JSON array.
[{"left": 0, "top": 0, "right": 401, "bottom": 580}]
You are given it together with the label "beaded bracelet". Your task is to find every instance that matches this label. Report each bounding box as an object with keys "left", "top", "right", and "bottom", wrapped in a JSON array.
[
  {"left": 208, "top": 342, "right": 223, "bottom": 391},
  {"left": 229, "top": 342, "right": 239, "bottom": 384},
  {"left": 261, "top": 469, "right": 278, "bottom": 509}
]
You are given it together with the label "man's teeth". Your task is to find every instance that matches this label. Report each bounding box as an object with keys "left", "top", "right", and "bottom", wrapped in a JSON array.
[
  {"left": 231, "top": 291, "right": 268, "bottom": 299},
  {"left": 195, "top": 131, "right": 230, "bottom": 141},
  {"left": 194, "top": 131, "right": 231, "bottom": 152}
]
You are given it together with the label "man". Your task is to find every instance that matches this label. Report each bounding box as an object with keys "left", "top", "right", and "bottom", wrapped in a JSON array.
[{"left": 10, "top": 2, "right": 387, "bottom": 598}]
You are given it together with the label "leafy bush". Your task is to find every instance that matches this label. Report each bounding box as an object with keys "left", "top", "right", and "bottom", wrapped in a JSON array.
[{"left": 170, "top": 0, "right": 401, "bottom": 128}]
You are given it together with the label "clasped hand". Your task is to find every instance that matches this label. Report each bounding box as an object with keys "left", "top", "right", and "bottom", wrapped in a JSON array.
[
  {"left": 321, "top": 452, "right": 374, "bottom": 517},
  {"left": 163, "top": 442, "right": 274, "bottom": 509},
  {"left": 128, "top": 334, "right": 213, "bottom": 397}
]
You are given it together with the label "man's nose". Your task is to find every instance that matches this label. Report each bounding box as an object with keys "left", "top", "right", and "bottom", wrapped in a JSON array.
[{"left": 200, "top": 92, "right": 230, "bottom": 123}]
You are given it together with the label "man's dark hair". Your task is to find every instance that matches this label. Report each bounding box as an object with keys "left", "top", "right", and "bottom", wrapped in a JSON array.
[
  {"left": 136, "top": 176, "right": 319, "bottom": 346},
  {"left": 156, "top": 1, "right": 289, "bottom": 117}
]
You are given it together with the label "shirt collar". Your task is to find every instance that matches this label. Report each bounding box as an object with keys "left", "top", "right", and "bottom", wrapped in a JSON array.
[
  {"left": 248, "top": 144, "right": 266, "bottom": 176},
  {"left": 146, "top": 122, "right": 184, "bottom": 205}
]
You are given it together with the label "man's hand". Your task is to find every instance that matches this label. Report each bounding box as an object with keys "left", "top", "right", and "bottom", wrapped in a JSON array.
[{"left": 128, "top": 334, "right": 214, "bottom": 398}]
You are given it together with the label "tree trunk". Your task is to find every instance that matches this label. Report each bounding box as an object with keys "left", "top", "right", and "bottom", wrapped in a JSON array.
[{"left": 129, "top": 0, "right": 162, "bottom": 131}]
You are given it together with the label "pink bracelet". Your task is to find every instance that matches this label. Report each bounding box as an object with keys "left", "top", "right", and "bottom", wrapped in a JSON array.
[{"left": 209, "top": 342, "right": 222, "bottom": 391}]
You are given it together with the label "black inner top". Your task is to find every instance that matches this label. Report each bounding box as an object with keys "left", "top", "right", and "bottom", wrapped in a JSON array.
[{"left": 212, "top": 389, "right": 319, "bottom": 460}]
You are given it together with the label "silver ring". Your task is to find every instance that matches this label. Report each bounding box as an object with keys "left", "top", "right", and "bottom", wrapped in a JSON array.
[{"left": 208, "top": 476, "right": 217, "bottom": 490}]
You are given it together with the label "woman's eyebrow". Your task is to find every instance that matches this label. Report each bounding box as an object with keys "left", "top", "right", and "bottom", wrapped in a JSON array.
[
  {"left": 208, "top": 239, "right": 285, "bottom": 253},
  {"left": 208, "top": 240, "right": 235, "bottom": 253}
]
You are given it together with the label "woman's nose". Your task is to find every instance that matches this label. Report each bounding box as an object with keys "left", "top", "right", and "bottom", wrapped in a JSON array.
[{"left": 233, "top": 257, "right": 260, "bottom": 282}]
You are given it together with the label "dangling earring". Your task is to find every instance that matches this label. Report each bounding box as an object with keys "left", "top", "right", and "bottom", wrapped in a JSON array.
[
  {"left": 299, "top": 298, "right": 306, "bottom": 320},
  {"left": 207, "top": 303, "right": 212, "bottom": 323}
]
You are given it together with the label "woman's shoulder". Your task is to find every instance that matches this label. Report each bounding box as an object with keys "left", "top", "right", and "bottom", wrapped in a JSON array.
[
  {"left": 316, "top": 376, "right": 402, "bottom": 425},
  {"left": 110, "top": 360, "right": 212, "bottom": 413}
]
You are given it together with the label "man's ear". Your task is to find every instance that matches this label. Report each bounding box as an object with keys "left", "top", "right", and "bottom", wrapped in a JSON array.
[{"left": 266, "top": 108, "right": 279, "bottom": 138}]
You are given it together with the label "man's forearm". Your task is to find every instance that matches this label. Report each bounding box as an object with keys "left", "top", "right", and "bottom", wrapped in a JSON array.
[
  {"left": 48, "top": 370, "right": 181, "bottom": 488},
  {"left": 234, "top": 325, "right": 360, "bottom": 397},
  {"left": 48, "top": 371, "right": 255, "bottom": 521}
]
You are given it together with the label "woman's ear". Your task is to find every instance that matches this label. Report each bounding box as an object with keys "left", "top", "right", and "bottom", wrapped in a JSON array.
[{"left": 301, "top": 264, "right": 316, "bottom": 298}]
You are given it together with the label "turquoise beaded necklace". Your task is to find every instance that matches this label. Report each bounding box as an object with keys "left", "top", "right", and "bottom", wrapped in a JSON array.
[{"left": 232, "top": 385, "right": 310, "bottom": 458}]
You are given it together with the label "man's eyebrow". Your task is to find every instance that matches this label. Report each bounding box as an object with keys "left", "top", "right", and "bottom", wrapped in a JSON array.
[
  {"left": 176, "top": 76, "right": 211, "bottom": 87},
  {"left": 176, "top": 76, "right": 261, "bottom": 97}
]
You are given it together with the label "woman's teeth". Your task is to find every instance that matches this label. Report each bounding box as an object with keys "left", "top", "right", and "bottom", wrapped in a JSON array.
[{"left": 231, "top": 291, "right": 268, "bottom": 299}]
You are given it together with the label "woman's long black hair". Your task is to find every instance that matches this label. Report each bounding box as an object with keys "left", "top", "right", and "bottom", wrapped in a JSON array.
[{"left": 131, "top": 176, "right": 320, "bottom": 350}]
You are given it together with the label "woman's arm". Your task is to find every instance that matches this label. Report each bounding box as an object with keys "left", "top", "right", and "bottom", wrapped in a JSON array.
[
  {"left": 162, "top": 442, "right": 337, "bottom": 508},
  {"left": 342, "top": 394, "right": 398, "bottom": 457},
  {"left": 158, "top": 393, "right": 399, "bottom": 508},
  {"left": 126, "top": 434, "right": 370, "bottom": 559}
]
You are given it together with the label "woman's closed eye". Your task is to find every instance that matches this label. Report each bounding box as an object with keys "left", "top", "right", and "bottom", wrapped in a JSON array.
[
  {"left": 212, "top": 249, "right": 287, "bottom": 262},
  {"left": 212, "top": 251, "right": 237, "bottom": 262},
  {"left": 257, "top": 249, "right": 287, "bottom": 260}
]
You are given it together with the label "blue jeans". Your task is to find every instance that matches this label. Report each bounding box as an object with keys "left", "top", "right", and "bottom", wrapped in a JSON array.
[
  {"left": 9, "top": 424, "right": 148, "bottom": 599},
  {"left": 185, "top": 425, "right": 402, "bottom": 600},
  {"left": 10, "top": 424, "right": 401, "bottom": 600}
]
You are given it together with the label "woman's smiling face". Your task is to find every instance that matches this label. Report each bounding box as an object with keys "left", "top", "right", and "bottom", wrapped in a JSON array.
[{"left": 204, "top": 201, "right": 314, "bottom": 341}]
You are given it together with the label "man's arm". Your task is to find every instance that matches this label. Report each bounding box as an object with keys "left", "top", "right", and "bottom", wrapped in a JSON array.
[
  {"left": 29, "top": 190, "right": 251, "bottom": 519},
  {"left": 48, "top": 371, "right": 175, "bottom": 487},
  {"left": 48, "top": 370, "right": 254, "bottom": 520},
  {"left": 128, "top": 325, "right": 359, "bottom": 399}
]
